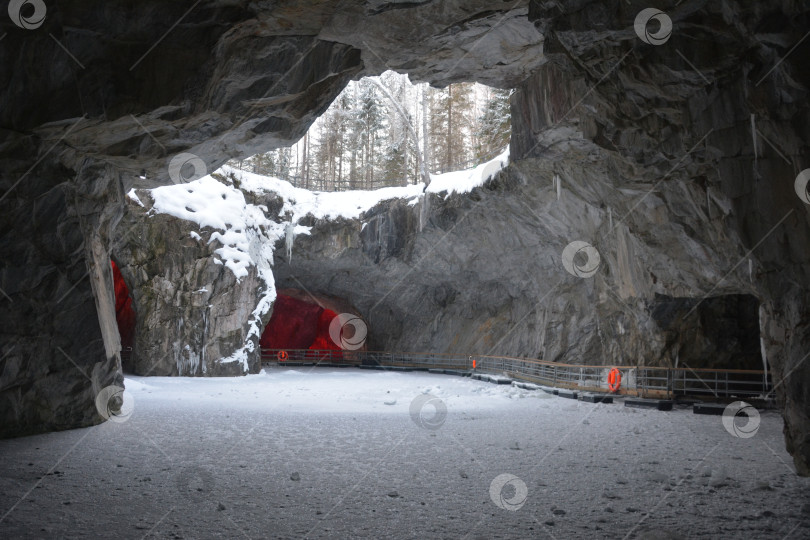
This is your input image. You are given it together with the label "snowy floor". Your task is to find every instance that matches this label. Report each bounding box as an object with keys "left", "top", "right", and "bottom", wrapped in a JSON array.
[{"left": 1, "top": 367, "right": 808, "bottom": 539}]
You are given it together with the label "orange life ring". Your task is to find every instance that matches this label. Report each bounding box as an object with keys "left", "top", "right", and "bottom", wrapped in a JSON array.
[
  {"left": 607, "top": 367, "right": 621, "bottom": 393},
  {"left": 278, "top": 350, "right": 288, "bottom": 362}
]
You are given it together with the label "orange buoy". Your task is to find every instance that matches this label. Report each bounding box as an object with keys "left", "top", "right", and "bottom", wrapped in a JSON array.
[
  {"left": 607, "top": 367, "right": 621, "bottom": 393},
  {"left": 278, "top": 350, "right": 288, "bottom": 362}
]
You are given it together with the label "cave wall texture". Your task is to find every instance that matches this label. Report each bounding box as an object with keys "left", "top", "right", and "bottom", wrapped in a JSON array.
[
  {"left": 1, "top": 1, "right": 809, "bottom": 473},
  {"left": 113, "top": 193, "right": 267, "bottom": 377}
]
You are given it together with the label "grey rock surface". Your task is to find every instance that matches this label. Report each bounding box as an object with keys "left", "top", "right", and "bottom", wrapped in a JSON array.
[{"left": 113, "top": 193, "right": 266, "bottom": 377}]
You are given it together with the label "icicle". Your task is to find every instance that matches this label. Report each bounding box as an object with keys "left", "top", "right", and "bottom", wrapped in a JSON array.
[
  {"left": 750, "top": 114, "right": 757, "bottom": 166},
  {"left": 418, "top": 194, "right": 428, "bottom": 232},
  {"left": 554, "top": 174, "right": 561, "bottom": 200},
  {"left": 608, "top": 207, "right": 613, "bottom": 230},
  {"left": 201, "top": 308, "right": 208, "bottom": 374},
  {"left": 759, "top": 305, "right": 768, "bottom": 394},
  {"left": 748, "top": 258, "right": 753, "bottom": 283},
  {"left": 285, "top": 219, "right": 296, "bottom": 262}
]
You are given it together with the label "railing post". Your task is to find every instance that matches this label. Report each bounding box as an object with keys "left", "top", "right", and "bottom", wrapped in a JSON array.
[
  {"left": 639, "top": 368, "right": 643, "bottom": 398},
  {"left": 668, "top": 369, "right": 673, "bottom": 400}
]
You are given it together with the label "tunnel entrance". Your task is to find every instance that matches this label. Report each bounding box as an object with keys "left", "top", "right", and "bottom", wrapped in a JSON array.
[
  {"left": 260, "top": 289, "right": 367, "bottom": 360},
  {"left": 260, "top": 293, "right": 341, "bottom": 352},
  {"left": 650, "top": 293, "right": 763, "bottom": 371},
  {"left": 111, "top": 260, "right": 136, "bottom": 368}
]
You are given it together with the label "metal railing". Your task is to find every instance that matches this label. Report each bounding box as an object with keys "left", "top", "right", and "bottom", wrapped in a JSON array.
[{"left": 260, "top": 349, "right": 772, "bottom": 400}]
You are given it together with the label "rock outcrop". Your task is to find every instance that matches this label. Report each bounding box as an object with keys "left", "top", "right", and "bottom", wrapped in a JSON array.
[
  {"left": 1, "top": 0, "right": 809, "bottom": 475},
  {"left": 113, "top": 192, "right": 267, "bottom": 376}
]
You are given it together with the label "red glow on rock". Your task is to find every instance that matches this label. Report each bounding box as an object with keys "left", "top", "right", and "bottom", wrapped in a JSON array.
[
  {"left": 309, "top": 308, "right": 340, "bottom": 350},
  {"left": 111, "top": 260, "right": 135, "bottom": 349},
  {"left": 260, "top": 294, "right": 342, "bottom": 353}
]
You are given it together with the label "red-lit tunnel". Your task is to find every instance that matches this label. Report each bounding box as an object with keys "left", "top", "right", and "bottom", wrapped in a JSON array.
[
  {"left": 111, "top": 261, "right": 136, "bottom": 355},
  {"left": 260, "top": 289, "right": 366, "bottom": 359}
]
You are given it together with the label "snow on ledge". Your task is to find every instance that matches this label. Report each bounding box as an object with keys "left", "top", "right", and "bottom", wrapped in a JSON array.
[
  {"left": 219, "top": 145, "right": 510, "bottom": 218},
  {"left": 223, "top": 165, "right": 425, "bottom": 221},
  {"left": 127, "top": 188, "right": 145, "bottom": 207},
  {"left": 427, "top": 147, "right": 509, "bottom": 197}
]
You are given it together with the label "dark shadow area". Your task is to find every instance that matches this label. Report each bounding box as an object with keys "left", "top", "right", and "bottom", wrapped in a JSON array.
[{"left": 650, "top": 293, "right": 762, "bottom": 370}]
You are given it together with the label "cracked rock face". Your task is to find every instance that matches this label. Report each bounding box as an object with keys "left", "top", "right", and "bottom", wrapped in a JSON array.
[
  {"left": 1, "top": 0, "right": 809, "bottom": 475},
  {"left": 113, "top": 195, "right": 265, "bottom": 377}
]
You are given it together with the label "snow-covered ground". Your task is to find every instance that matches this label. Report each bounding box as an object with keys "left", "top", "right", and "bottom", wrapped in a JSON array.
[{"left": 1, "top": 369, "right": 807, "bottom": 539}]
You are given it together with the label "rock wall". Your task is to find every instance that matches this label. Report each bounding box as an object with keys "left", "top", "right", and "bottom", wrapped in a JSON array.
[
  {"left": 272, "top": 157, "right": 760, "bottom": 365},
  {"left": 112, "top": 194, "right": 267, "bottom": 377},
  {"left": 519, "top": 0, "right": 810, "bottom": 474},
  {"left": 0, "top": 153, "right": 124, "bottom": 437}
]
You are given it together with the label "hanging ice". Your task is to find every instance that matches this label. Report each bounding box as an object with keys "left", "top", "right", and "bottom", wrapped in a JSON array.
[
  {"left": 759, "top": 304, "right": 768, "bottom": 394},
  {"left": 285, "top": 219, "right": 296, "bottom": 263}
]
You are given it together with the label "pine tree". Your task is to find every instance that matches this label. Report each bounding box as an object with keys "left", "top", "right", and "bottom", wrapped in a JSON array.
[
  {"left": 378, "top": 72, "right": 423, "bottom": 186},
  {"left": 356, "top": 80, "right": 385, "bottom": 188},
  {"left": 476, "top": 87, "right": 512, "bottom": 160},
  {"left": 428, "top": 83, "right": 473, "bottom": 172}
]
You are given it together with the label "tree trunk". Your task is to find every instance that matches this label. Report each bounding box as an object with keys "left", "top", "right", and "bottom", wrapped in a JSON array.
[
  {"left": 422, "top": 85, "right": 430, "bottom": 178},
  {"left": 447, "top": 84, "right": 453, "bottom": 171}
]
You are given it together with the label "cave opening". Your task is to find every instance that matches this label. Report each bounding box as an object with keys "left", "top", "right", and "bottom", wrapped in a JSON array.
[
  {"left": 227, "top": 71, "right": 512, "bottom": 192},
  {"left": 111, "top": 260, "right": 136, "bottom": 369},
  {"left": 260, "top": 289, "right": 367, "bottom": 360},
  {"left": 651, "top": 293, "right": 763, "bottom": 371}
]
